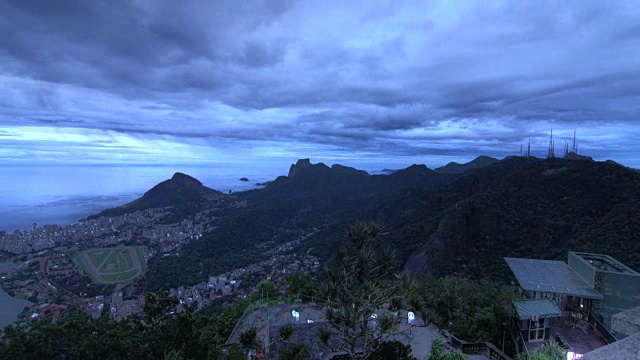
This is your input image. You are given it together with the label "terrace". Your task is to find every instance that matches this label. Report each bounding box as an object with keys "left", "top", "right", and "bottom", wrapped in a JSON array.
[
  {"left": 226, "top": 297, "right": 498, "bottom": 360},
  {"left": 551, "top": 317, "right": 606, "bottom": 355},
  {"left": 226, "top": 299, "right": 327, "bottom": 348}
]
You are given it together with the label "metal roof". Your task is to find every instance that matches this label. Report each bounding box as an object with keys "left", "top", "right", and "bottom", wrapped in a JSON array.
[
  {"left": 582, "top": 333, "right": 640, "bottom": 360},
  {"left": 513, "top": 299, "right": 562, "bottom": 319},
  {"left": 505, "top": 257, "right": 604, "bottom": 300}
]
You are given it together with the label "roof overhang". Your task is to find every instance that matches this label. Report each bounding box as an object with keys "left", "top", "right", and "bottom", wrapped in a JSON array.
[
  {"left": 505, "top": 257, "right": 604, "bottom": 300},
  {"left": 514, "top": 299, "right": 562, "bottom": 320}
]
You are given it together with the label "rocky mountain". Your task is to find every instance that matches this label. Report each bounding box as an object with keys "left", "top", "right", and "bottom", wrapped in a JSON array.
[
  {"left": 88, "top": 172, "right": 226, "bottom": 221},
  {"left": 434, "top": 155, "right": 499, "bottom": 174}
]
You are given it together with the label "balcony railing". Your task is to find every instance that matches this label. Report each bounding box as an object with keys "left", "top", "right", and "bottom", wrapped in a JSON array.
[
  {"left": 442, "top": 330, "right": 513, "bottom": 360},
  {"left": 586, "top": 312, "right": 617, "bottom": 344}
]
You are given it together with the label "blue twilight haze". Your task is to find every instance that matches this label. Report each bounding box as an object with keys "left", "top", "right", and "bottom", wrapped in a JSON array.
[
  {"left": 0, "top": 164, "right": 281, "bottom": 232},
  {"left": 1, "top": 1, "right": 639, "bottom": 168}
]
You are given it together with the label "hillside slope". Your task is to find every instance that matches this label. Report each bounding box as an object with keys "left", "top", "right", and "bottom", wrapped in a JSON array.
[
  {"left": 146, "top": 160, "right": 454, "bottom": 290},
  {"left": 89, "top": 172, "right": 226, "bottom": 221},
  {"left": 384, "top": 157, "right": 640, "bottom": 279},
  {"left": 434, "top": 156, "right": 499, "bottom": 174}
]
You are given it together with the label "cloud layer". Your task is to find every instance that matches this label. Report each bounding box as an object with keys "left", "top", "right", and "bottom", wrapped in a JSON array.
[{"left": 1, "top": 0, "right": 639, "bottom": 169}]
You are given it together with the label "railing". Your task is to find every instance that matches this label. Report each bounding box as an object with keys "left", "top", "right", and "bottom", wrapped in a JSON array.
[
  {"left": 554, "top": 333, "right": 570, "bottom": 350},
  {"left": 486, "top": 342, "right": 513, "bottom": 360},
  {"left": 587, "top": 312, "right": 617, "bottom": 344},
  {"left": 511, "top": 317, "right": 530, "bottom": 360},
  {"left": 442, "top": 330, "right": 513, "bottom": 360},
  {"left": 225, "top": 302, "right": 254, "bottom": 345}
]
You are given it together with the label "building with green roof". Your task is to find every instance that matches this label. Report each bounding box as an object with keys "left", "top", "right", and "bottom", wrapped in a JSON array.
[
  {"left": 506, "top": 252, "right": 640, "bottom": 356},
  {"left": 513, "top": 299, "right": 562, "bottom": 343}
]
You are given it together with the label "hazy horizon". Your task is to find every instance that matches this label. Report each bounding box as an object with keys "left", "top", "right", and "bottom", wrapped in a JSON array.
[{"left": 0, "top": 163, "right": 278, "bottom": 232}]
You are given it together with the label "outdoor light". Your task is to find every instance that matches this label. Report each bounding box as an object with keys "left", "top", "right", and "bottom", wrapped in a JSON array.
[
  {"left": 369, "top": 313, "right": 378, "bottom": 328},
  {"left": 292, "top": 310, "right": 300, "bottom": 322},
  {"left": 566, "top": 351, "right": 584, "bottom": 360}
]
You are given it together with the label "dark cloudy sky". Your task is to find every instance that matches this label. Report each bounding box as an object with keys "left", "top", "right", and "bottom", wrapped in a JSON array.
[{"left": 1, "top": 0, "right": 639, "bottom": 170}]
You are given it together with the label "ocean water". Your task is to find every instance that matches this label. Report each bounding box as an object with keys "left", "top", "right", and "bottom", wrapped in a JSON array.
[
  {"left": 0, "top": 262, "right": 32, "bottom": 326},
  {"left": 0, "top": 164, "right": 285, "bottom": 232}
]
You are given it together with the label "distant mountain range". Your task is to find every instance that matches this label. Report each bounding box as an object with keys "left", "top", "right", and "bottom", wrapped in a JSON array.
[{"left": 89, "top": 155, "right": 640, "bottom": 290}]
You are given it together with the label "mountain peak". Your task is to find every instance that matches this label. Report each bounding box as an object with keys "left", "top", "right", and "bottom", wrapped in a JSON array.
[
  {"left": 88, "top": 172, "right": 223, "bottom": 219},
  {"left": 288, "top": 159, "right": 313, "bottom": 178},
  {"left": 171, "top": 172, "right": 203, "bottom": 186}
]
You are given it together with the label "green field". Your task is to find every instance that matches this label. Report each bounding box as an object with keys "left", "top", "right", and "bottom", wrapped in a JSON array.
[
  {"left": 101, "top": 274, "right": 119, "bottom": 282},
  {"left": 117, "top": 269, "right": 140, "bottom": 282},
  {"left": 88, "top": 250, "right": 109, "bottom": 267},
  {"left": 75, "top": 246, "right": 146, "bottom": 284}
]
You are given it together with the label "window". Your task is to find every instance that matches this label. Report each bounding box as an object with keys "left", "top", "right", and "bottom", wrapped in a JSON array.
[{"left": 529, "top": 317, "right": 545, "bottom": 341}]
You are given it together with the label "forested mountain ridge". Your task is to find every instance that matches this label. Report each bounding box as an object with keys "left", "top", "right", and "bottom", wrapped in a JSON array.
[
  {"left": 434, "top": 155, "right": 499, "bottom": 174},
  {"left": 89, "top": 157, "right": 640, "bottom": 291},
  {"left": 145, "top": 159, "right": 455, "bottom": 290},
  {"left": 379, "top": 157, "right": 640, "bottom": 280}
]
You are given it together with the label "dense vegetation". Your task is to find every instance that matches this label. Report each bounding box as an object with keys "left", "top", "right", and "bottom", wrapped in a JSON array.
[
  {"left": 1, "top": 218, "right": 516, "bottom": 359},
  {"left": 0, "top": 292, "right": 248, "bottom": 360},
  {"left": 100, "top": 156, "right": 640, "bottom": 301},
  {"left": 411, "top": 276, "right": 515, "bottom": 344},
  {"left": 387, "top": 157, "right": 640, "bottom": 280},
  {"left": 145, "top": 161, "right": 453, "bottom": 290},
  {"left": 0, "top": 271, "right": 514, "bottom": 360},
  {"left": 278, "top": 157, "right": 640, "bottom": 287}
]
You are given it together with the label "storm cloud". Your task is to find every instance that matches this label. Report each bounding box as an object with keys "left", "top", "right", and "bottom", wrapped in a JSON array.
[{"left": 1, "top": 0, "right": 639, "bottom": 169}]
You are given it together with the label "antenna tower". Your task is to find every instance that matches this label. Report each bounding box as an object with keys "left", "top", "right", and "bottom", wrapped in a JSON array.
[{"left": 547, "top": 130, "right": 555, "bottom": 158}]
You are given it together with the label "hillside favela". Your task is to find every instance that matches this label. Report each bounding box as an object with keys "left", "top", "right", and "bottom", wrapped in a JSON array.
[{"left": 1, "top": 2, "right": 639, "bottom": 360}]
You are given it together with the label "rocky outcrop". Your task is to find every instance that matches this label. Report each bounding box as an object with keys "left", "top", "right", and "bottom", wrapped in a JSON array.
[{"left": 288, "top": 159, "right": 313, "bottom": 178}]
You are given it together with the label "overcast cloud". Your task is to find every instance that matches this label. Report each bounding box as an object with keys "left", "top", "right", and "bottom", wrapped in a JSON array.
[{"left": 1, "top": 0, "right": 639, "bottom": 169}]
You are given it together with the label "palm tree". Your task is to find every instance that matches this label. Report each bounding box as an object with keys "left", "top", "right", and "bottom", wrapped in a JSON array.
[
  {"left": 514, "top": 341, "right": 565, "bottom": 360},
  {"left": 239, "top": 327, "right": 261, "bottom": 350},
  {"left": 535, "top": 341, "right": 566, "bottom": 360},
  {"left": 321, "top": 221, "right": 406, "bottom": 359}
]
